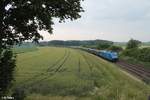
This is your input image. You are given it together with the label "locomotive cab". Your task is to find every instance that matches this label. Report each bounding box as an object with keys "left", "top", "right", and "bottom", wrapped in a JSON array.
[
  {"left": 99, "top": 50, "right": 118, "bottom": 62},
  {"left": 110, "top": 52, "right": 118, "bottom": 62}
]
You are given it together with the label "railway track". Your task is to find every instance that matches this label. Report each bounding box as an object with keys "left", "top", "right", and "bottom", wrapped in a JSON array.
[{"left": 116, "top": 60, "right": 150, "bottom": 83}]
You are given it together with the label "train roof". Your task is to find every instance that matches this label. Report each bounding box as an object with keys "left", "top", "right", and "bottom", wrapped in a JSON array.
[{"left": 100, "top": 50, "right": 117, "bottom": 54}]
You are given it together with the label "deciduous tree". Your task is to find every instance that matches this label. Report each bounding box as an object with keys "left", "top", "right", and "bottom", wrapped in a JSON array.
[
  {"left": 126, "top": 39, "right": 141, "bottom": 49},
  {"left": 0, "top": 0, "right": 83, "bottom": 97}
]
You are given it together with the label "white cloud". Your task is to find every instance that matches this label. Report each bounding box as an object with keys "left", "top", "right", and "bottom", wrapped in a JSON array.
[{"left": 41, "top": 0, "right": 150, "bottom": 42}]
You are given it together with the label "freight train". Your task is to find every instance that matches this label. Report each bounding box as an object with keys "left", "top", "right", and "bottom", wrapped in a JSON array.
[{"left": 79, "top": 47, "right": 118, "bottom": 62}]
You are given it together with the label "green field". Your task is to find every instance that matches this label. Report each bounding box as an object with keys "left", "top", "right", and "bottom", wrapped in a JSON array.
[
  {"left": 14, "top": 47, "right": 150, "bottom": 100},
  {"left": 13, "top": 44, "right": 38, "bottom": 54}
]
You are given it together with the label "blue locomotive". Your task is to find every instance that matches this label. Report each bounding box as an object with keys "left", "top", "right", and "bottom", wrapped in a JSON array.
[
  {"left": 80, "top": 47, "right": 118, "bottom": 62},
  {"left": 98, "top": 50, "right": 118, "bottom": 62}
]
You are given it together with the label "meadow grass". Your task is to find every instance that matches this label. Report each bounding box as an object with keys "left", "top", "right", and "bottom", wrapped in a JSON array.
[
  {"left": 13, "top": 46, "right": 38, "bottom": 54},
  {"left": 14, "top": 47, "right": 150, "bottom": 100}
]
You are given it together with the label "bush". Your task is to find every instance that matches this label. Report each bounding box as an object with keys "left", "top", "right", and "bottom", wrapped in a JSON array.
[
  {"left": 138, "top": 48, "right": 150, "bottom": 62},
  {"left": 108, "top": 46, "right": 123, "bottom": 52},
  {"left": 97, "top": 43, "right": 112, "bottom": 50},
  {"left": 121, "top": 48, "right": 140, "bottom": 58},
  {"left": 121, "top": 48, "right": 150, "bottom": 62},
  {"left": 12, "top": 88, "right": 26, "bottom": 100},
  {"left": 0, "top": 49, "right": 16, "bottom": 97}
]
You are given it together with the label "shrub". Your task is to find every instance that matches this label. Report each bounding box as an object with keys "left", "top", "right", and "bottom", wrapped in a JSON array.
[
  {"left": 97, "top": 43, "right": 112, "bottom": 50},
  {"left": 12, "top": 88, "right": 26, "bottom": 100},
  {"left": 121, "top": 48, "right": 150, "bottom": 62},
  {"left": 121, "top": 48, "right": 140, "bottom": 58},
  {"left": 0, "top": 49, "right": 16, "bottom": 97},
  {"left": 108, "top": 46, "right": 123, "bottom": 52},
  {"left": 138, "top": 48, "right": 150, "bottom": 62}
]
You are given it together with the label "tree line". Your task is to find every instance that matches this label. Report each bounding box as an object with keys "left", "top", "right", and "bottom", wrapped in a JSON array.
[{"left": 39, "top": 40, "right": 113, "bottom": 47}]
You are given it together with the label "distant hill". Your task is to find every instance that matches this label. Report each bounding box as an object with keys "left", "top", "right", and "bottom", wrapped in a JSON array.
[
  {"left": 114, "top": 41, "right": 150, "bottom": 48},
  {"left": 142, "top": 42, "right": 150, "bottom": 46},
  {"left": 39, "top": 40, "right": 113, "bottom": 47},
  {"left": 114, "top": 42, "right": 127, "bottom": 47}
]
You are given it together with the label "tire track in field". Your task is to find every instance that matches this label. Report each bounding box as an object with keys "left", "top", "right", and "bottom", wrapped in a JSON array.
[
  {"left": 20, "top": 49, "right": 71, "bottom": 89},
  {"left": 78, "top": 50, "right": 112, "bottom": 89},
  {"left": 80, "top": 51, "right": 93, "bottom": 70},
  {"left": 81, "top": 50, "right": 110, "bottom": 75},
  {"left": 76, "top": 58, "right": 81, "bottom": 77},
  {"left": 77, "top": 50, "right": 111, "bottom": 95},
  {"left": 78, "top": 58, "right": 81, "bottom": 73},
  {"left": 78, "top": 49, "right": 112, "bottom": 74},
  {"left": 78, "top": 50, "right": 93, "bottom": 76},
  {"left": 16, "top": 49, "right": 69, "bottom": 88},
  {"left": 82, "top": 51, "right": 119, "bottom": 83},
  {"left": 78, "top": 50, "right": 105, "bottom": 72},
  {"left": 46, "top": 49, "right": 68, "bottom": 72},
  {"left": 52, "top": 50, "right": 70, "bottom": 73},
  {"left": 78, "top": 50, "right": 102, "bottom": 89}
]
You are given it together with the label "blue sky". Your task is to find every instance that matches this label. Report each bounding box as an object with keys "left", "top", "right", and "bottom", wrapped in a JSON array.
[{"left": 40, "top": 0, "right": 150, "bottom": 42}]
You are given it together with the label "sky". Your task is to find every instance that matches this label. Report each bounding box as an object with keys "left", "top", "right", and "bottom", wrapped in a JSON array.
[{"left": 40, "top": 0, "right": 150, "bottom": 42}]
